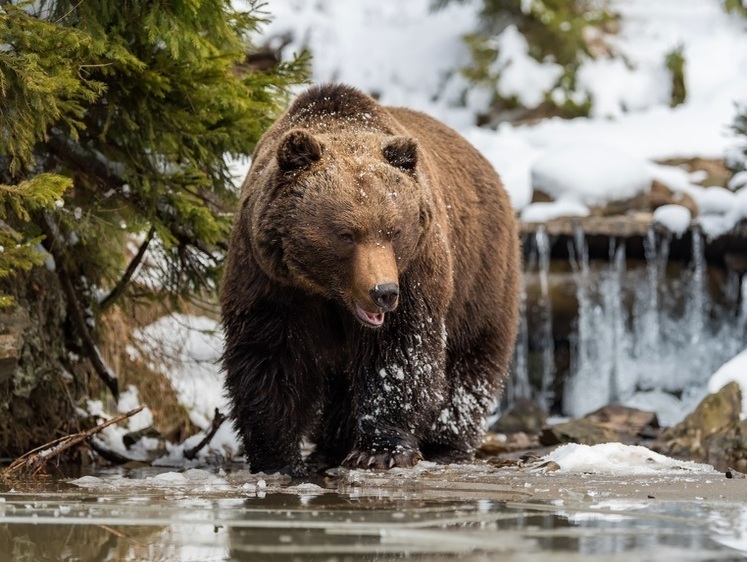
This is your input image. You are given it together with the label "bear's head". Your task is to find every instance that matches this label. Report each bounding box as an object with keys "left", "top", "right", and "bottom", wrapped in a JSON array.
[{"left": 252, "top": 128, "right": 434, "bottom": 328}]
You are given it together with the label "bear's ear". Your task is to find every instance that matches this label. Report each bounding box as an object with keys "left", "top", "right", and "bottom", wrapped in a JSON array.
[
  {"left": 277, "top": 129, "right": 323, "bottom": 174},
  {"left": 382, "top": 136, "right": 418, "bottom": 174}
]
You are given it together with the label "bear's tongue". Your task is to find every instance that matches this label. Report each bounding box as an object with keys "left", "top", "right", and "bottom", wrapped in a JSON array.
[{"left": 355, "top": 304, "right": 385, "bottom": 327}]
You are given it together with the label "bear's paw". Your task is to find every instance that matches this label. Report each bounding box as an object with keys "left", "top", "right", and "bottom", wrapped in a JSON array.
[{"left": 342, "top": 445, "right": 423, "bottom": 470}]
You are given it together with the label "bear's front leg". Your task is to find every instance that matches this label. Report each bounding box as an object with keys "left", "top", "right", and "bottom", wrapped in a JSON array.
[
  {"left": 223, "top": 314, "right": 322, "bottom": 477},
  {"left": 343, "top": 316, "right": 448, "bottom": 470}
]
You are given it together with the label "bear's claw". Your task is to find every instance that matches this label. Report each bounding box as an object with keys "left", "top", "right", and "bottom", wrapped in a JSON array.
[{"left": 341, "top": 447, "right": 423, "bottom": 470}]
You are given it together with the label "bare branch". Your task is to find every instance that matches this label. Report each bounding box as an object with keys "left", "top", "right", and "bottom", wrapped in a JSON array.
[
  {"left": 99, "top": 225, "right": 156, "bottom": 311},
  {"left": 2, "top": 406, "right": 144, "bottom": 479},
  {"left": 184, "top": 408, "right": 227, "bottom": 460}
]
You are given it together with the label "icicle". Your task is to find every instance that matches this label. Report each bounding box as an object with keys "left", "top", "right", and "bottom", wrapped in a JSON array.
[
  {"left": 686, "top": 227, "right": 707, "bottom": 346},
  {"left": 634, "top": 227, "right": 662, "bottom": 362},
  {"left": 535, "top": 226, "right": 555, "bottom": 410},
  {"left": 604, "top": 238, "right": 628, "bottom": 403},
  {"left": 509, "top": 285, "right": 531, "bottom": 404},
  {"left": 564, "top": 224, "right": 611, "bottom": 418}
]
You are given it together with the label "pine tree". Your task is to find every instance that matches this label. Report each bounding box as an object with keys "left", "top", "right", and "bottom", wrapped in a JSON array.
[{"left": 0, "top": 0, "right": 308, "bottom": 456}]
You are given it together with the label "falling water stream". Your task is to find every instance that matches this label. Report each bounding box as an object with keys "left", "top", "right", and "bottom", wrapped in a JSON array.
[{"left": 513, "top": 225, "right": 747, "bottom": 425}]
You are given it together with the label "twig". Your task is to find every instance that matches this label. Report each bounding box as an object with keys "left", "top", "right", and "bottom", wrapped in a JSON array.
[
  {"left": 2, "top": 406, "right": 144, "bottom": 479},
  {"left": 97, "top": 525, "right": 147, "bottom": 548},
  {"left": 184, "top": 408, "right": 227, "bottom": 460},
  {"left": 99, "top": 225, "right": 156, "bottom": 311},
  {"left": 40, "top": 213, "right": 119, "bottom": 399}
]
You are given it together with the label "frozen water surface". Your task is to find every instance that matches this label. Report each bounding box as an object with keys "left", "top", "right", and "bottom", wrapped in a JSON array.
[{"left": 2, "top": 461, "right": 747, "bottom": 561}]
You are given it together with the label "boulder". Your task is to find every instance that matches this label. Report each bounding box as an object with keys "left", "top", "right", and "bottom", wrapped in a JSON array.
[{"left": 655, "top": 381, "right": 744, "bottom": 471}]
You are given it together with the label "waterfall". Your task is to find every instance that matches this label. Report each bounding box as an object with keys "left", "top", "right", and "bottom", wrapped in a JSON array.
[
  {"left": 564, "top": 230, "right": 630, "bottom": 418},
  {"left": 510, "top": 223, "right": 746, "bottom": 426}
]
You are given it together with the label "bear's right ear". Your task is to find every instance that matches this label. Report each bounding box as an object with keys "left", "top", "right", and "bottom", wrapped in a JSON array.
[
  {"left": 382, "top": 136, "right": 418, "bottom": 175},
  {"left": 277, "top": 129, "right": 323, "bottom": 174}
]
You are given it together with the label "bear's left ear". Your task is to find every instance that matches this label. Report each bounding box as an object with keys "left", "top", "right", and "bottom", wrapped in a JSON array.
[
  {"left": 382, "top": 136, "right": 418, "bottom": 174},
  {"left": 277, "top": 129, "right": 323, "bottom": 174}
]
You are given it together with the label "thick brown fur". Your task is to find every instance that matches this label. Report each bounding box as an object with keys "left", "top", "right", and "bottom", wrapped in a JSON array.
[{"left": 221, "top": 84, "right": 521, "bottom": 475}]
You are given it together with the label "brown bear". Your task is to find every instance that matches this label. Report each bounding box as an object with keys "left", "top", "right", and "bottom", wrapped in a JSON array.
[{"left": 221, "top": 83, "right": 520, "bottom": 476}]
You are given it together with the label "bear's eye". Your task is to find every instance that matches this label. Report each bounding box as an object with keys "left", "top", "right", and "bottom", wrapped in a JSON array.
[
  {"left": 392, "top": 229, "right": 402, "bottom": 241},
  {"left": 339, "top": 230, "right": 355, "bottom": 244}
]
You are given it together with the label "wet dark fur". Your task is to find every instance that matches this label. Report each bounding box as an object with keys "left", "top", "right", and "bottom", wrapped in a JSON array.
[{"left": 221, "top": 84, "right": 521, "bottom": 475}]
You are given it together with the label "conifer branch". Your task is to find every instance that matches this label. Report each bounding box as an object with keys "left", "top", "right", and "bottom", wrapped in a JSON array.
[
  {"left": 99, "top": 225, "right": 156, "bottom": 312},
  {"left": 46, "top": 130, "right": 228, "bottom": 256},
  {"left": 41, "top": 213, "right": 119, "bottom": 400}
]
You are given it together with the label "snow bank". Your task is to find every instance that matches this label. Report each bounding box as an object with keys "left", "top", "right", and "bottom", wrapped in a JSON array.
[
  {"left": 653, "top": 204, "right": 692, "bottom": 237},
  {"left": 543, "top": 443, "right": 715, "bottom": 475},
  {"left": 131, "top": 313, "right": 228, "bottom": 431},
  {"left": 530, "top": 144, "right": 651, "bottom": 207},
  {"left": 521, "top": 200, "right": 589, "bottom": 223}
]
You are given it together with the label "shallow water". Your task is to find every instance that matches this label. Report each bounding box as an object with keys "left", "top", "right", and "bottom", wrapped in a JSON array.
[{"left": 1, "top": 464, "right": 746, "bottom": 561}]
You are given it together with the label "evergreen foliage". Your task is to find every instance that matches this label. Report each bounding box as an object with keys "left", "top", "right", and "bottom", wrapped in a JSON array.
[
  {"left": 722, "top": 0, "right": 747, "bottom": 17},
  {"left": 665, "top": 45, "right": 686, "bottom": 108},
  {"left": 0, "top": 0, "right": 308, "bottom": 307},
  {"left": 728, "top": 106, "right": 747, "bottom": 183},
  {"left": 0, "top": 0, "right": 308, "bottom": 416},
  {"left": 0, "top": 175, "right": 70, "bottom": 306}
]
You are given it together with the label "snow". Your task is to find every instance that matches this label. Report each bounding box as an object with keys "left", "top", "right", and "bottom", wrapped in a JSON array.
[
  {"left": 130, "top": 313, "right": 229, "bottom": 432},
  {"left": 530, "top": 143, "right": 651, "bottom": 206},
  {"left": 521, "top": 200, "right": 589, "bottom": 223},
  {"left": 85, "top": 386, "right": 159, "bottom": 462},
  {"left": 653, "top": 204, "right": 692, "bottom": 237},
  {"left": 708, "top": 347, "right": 747, "bottom": 419},
  {"left": 491, "top": 25, "right": 564, "bottom": 109},
  {"left": 729, "top": 170, "right": 747, "bottom": 190},
  {"left": 543, "top": 443, "right": 716, "bottom": 475}
]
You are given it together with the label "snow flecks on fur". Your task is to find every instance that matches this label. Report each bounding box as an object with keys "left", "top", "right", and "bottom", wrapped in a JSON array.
[{"left": 432, "top": 373, "right": 497, "bottom": 441}]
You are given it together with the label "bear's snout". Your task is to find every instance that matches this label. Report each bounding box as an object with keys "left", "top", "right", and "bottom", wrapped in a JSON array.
[{"left": 370, "top": 283, "right": 399, "bottom": 311}]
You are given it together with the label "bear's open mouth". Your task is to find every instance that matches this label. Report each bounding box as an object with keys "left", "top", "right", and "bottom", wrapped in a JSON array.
[{"left": 355, "top": 303, "right": 385, "bottom": 328}]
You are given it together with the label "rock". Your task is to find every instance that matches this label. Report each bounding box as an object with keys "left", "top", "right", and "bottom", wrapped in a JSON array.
[
  {"left": 490, "top": 398, "right": 548, "bottom": 435},
  {"left": 650, "top": 180, "right": 699, "bottom": 216},
  {"left": 0, "top": 307, "right": 29, "bottom": 385},
  {"left": 584, "top": 403, "right": 660, "bottom": 437},
  {"left": 478, "top": 431, "right": 538, "bottom": 456},
  {"left": 655, "top": 382, "right": 744, "bottom": 471},
  {"left": 539, "top": 403, "right": 659, "bottom": 447},
  {"left": 540, "top": 418, "right": 622, "bottom": 446},
  {"left": 659, "top": 157, "right": 733, "bottom": 188}
]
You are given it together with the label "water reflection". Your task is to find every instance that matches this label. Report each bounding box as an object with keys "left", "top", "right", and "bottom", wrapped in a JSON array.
[{"left": 1, "top": 468, "right": 745, "bottom": 561}]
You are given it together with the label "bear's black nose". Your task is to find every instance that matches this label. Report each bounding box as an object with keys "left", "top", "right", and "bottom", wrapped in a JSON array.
[{"left": 370, "top": 283, "right": 399, "bottom": 310}]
